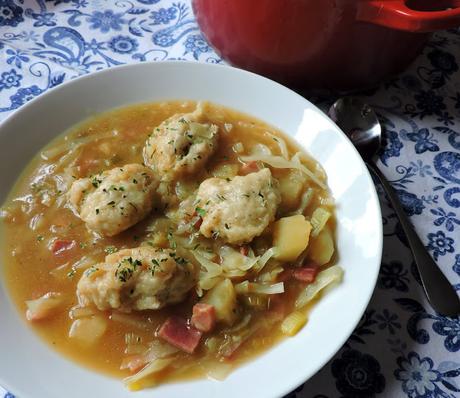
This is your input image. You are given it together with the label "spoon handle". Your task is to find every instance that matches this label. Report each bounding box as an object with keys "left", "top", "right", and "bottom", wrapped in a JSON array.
[{"left": 367, "top": 161, "right": 460, "bottom": 317}]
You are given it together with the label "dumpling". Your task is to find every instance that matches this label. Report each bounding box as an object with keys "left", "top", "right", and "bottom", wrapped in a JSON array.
[
  {"left": 143, "top": 103, "right": 219, "bottom": 181},
  {"left": 195, "top": 168, "right": 281, "bottom": 244},
  {"left": 67, "top": 164, "right": 158, "bottom": 237},
  {"left": 77, "top": 247, "right": 196, "bottom": 311}
]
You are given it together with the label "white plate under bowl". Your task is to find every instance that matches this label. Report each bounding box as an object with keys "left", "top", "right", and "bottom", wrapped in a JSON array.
[{"left": 0, "top": 61, "right": 382, "bottom": 398}]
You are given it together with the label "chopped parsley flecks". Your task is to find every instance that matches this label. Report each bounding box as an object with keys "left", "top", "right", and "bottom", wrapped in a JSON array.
[
  {"left": 168, "top": 251, "right": 187, "bottom": 266},
  {"left": 91, "top": 176, "right": 103, "bottom": 188},
  {"left": 150, "top": 258, "right": 161, "bottom": 276},
  {"left": 167, "top": 230, "right": 177, "bottom": 249},
  {"left": 115, "top": 257, "right": 141, "bottom": 283},
  {"left": 195, "top": 207, "right": 206, "bottom": 217},
  {"left": 104, "top": 246, "right": 118, "bottom": 254}
]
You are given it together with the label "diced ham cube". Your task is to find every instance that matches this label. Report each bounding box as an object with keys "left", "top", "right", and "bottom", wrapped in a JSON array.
[
  {"left": 240, "top": 161, "right": 260, "bottom": 175},
  {"left": 293, "top": 265, "right": 319, "bottom": 283},
  {"left": 191, "top": 303, "right": 216, "bottom": 333},
  {"left": 50, "top": 239, "right": 76, "bottom": 256},
  {"left": 158, "top": 316, "right": 202, "bottom": 354}
]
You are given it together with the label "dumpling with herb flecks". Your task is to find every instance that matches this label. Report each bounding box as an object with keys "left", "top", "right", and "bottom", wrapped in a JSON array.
[
  {"left": 77, "top": 247, "right": 196, "bottom": 311},
  {"left": 195, "top": 168, "right": 281, "bottom": 245},
  {"left": 67, "top": 164, "right": 159, "bottom": 237},
  {"left": 143, "top": 103, "right": 219, "bottom": 181}
]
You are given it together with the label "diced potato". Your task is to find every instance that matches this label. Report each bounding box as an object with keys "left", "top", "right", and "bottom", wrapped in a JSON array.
[
  {"left": 26, "top": 292, "right": 63, "bottom": 321},
  {"left": 273, "top": 215, "right": 312, "bottom": 261},
  {"left": 202, "top": 279, "right": 237, "bottom": 325},
  {"left": 307, "top": 225, "right": 334, "bottom": 266},
  {"left": 310, "top": 207, "right": 331, "bottom": 237},
  {"left": 281, "top": 310, "right": 307, "bottom": 336},
  {"left": 69, "top": 315, "right": 108, "bottom": 347},
  {"left": 212, "top": 163, "right": 239, "bottom": 179},
  {"left": 278, "top": 170, "right": 307, "bottom": 210}
]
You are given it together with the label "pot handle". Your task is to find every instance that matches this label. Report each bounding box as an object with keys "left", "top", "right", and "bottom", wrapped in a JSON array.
[{"left": 358, "top": 0, "right": 460, "bottom": 32}]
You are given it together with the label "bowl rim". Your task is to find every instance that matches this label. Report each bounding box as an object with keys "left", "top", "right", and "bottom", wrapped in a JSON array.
[{"left": 0, "top": 60, "right": 383, "bottom": 398}]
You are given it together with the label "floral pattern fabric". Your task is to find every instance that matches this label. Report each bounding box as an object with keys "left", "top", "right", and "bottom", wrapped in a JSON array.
[{"left": 1, "top": 1, "right": 460, "bottom": 397}]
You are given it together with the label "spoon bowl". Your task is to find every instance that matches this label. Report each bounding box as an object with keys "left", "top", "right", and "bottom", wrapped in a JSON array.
[{"left": 329, "top": 97, "right": 382, "bottom": 161}]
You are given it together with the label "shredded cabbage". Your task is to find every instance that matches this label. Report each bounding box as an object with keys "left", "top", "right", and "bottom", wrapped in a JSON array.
[
  {"left": 250, "top": 143, "right": 272, "bottom": 156},
  {"left": 257, "top": 266, "right": 284, "bottom": 283},
  {"left": 144, "top": 340, "right": 179, "bottom": 362},
  {"left": 220, "top": 246, "right": 259, "bottom": 272},
  {"left": 240, "top": 154, "right": 326, "bottom": 189},
  {"left": 310, "top": 207, "right": 331, "bottom": 237},
  {"left": 253, "top": 247, "right": 277, "bottom": 273},
  {"left": 291, "top": 188, "right": 314, "bottom": 216},
  {"left": 193, "top": 251, "right": 226, "bottom": 291},
  {"left": 193, "top": 251, "right": 222, "bottom": 277},
  {"left": 222, "top": 269, "right": 247, "bottom": 279},
  {"left": 235, "top": 281, "right": 284, "bottom": 295},
  {"left": 266, "top": 132, "right": 289, "bottom": 160},
  {"left": 295, "top": 265, "right": 344, "bottom": 309},
  {"left": 123, "top": 357, "right": 174, "bottom": 391}
]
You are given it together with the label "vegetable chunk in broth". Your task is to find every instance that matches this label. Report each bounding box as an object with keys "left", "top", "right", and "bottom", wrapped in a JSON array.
[{"left": 0, "top": 100, "right": 343, "bottom": 390}]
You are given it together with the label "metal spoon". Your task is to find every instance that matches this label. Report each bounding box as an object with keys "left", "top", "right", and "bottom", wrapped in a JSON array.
[{"left": 329, "top": 97, "right": 460, "bottom": 317}]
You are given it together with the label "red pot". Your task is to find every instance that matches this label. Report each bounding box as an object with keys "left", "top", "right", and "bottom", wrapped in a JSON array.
[{"left": 192, "top": 0, "right": 460, "bottom": 90}]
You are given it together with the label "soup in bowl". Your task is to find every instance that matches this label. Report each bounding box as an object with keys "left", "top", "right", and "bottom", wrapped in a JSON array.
[{"left": 0, "top": 62, "right": 382, "bottom": 398}]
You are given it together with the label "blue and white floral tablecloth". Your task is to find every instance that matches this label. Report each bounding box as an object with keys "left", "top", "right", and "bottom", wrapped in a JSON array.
[{"left": 1, "top": 1, "right": 460, "bottom": 397}]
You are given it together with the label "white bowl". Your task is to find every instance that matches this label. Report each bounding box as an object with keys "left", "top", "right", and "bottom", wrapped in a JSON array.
[{"left": 0, "top": 61, "right": 382, "bottom": 398}]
